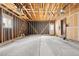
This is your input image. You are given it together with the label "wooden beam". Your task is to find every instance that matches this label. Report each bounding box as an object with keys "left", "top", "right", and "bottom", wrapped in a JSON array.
[
  {"left": 42, "top": 3, "right": 44, "bottom": 20},
  {"left": 40, "top": 3, "right": 43, "bottom": 20},
  {"left": 44, "top": 3, "right": 50, "bottom": 20},
  {"left": 29, "top": 3, "right": 36, "bottom": 19},
  {"left": 3, "top": 4, "right": 29, "bottom": 20},
  {"left": 38, "top": 3, "right": 40, "bottom": 20},
  {"left": 21, "top": 3, "right": 32, "bottom": 20},
  {"left": 53, "top": 4, "right": 59, "bottom": 13},
  {"left": 0, "top": 4, "right": 26, "bottom": 21},
  {"left": 52, "top": 3, "right": 60, "bottom": 20},
  {"left": 48, "top": 4, "right": 55, "bottom": 20}
]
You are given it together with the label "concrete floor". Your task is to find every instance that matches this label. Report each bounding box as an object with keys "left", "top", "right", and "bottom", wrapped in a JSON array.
[{"left": 0, "top": 35, "right": 79, "bottom": 56}]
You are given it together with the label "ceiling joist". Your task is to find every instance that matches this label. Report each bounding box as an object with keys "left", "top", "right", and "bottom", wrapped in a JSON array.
[
  {"left": 0, "top": 3, "right": 72, "bottom": 21},
  {"left": 29, "top": 3, "right": 36, "bottom": 19},
  {"left": 21, "top": 3, "right": 33, "bottom": 20},
  {"left": 44, "top": 3, "right": 50, "bottom": 20}
]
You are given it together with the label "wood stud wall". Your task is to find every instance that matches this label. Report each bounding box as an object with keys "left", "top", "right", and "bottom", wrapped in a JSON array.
[
  {"left": 28, "top": 21, "right": 55, "bottom": 35},
  {"left": 0, "top": 8, "right": 28, "bottom": 43},
  {"left": 55, "top": 4, "right": 79, "bottom": 41},
  {"left": 13, "top": 15, "right": 28, "bottom": 38},
  {"left": 0, "top": 8, "right": 2, "bottom": 43}
]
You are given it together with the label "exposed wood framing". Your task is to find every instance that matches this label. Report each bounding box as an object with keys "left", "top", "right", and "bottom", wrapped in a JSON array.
[
  {"left": 29, "top": 3, "right": 36, "bottom": 19},
  {"left": 44, "top": 3, "right": 50, "bottom": 20},
  {"left": 21, "top": 3, "right": 32, "bottom": 20},
  {"left": 28, "top": 22, "right": 38, "bottom": 34}
]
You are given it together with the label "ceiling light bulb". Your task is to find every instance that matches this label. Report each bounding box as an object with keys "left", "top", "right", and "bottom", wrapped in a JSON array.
[{"left": 60, "top": 9, "right": 65, "bottom": 14}]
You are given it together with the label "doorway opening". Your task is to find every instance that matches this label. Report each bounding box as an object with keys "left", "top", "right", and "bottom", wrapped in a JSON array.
[{"left": 61, "top": 18, "right": 66, "bottom": 39}]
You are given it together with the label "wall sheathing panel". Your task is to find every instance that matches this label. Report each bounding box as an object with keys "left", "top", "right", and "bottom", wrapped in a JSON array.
[{"left": 55, "top": 4, "right": 79, "bottom": 41}]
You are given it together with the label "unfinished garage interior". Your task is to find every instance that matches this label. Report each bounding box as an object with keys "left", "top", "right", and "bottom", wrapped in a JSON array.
[{"left": 0, "top": 3, "right": 79, "bottom": 56}]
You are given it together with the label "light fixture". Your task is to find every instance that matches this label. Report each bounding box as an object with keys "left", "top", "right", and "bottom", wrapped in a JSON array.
[{"left": 60, "top": 9, "right": 65, "bottom": 14}]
